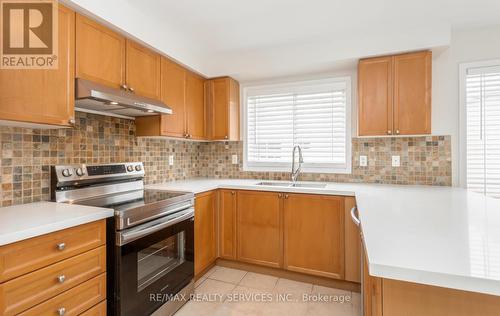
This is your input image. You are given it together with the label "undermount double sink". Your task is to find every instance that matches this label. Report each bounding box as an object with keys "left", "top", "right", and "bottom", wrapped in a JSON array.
[{"left": 256, "top": 181, "right": 327, "bottom": 188}]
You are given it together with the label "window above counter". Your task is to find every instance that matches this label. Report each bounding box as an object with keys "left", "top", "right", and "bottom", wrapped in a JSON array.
[{"left": 242, "top": 78, "right": 352, "bottom": 174}]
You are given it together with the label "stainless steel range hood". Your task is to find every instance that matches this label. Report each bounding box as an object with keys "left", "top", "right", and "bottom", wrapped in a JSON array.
[{"left": 75, "top": 79, "right": 172, "bottom": 119}]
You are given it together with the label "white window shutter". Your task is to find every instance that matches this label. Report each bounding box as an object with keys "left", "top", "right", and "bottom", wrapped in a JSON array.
[
  {"left": 466, "top": 65, "right": 500, "bottom": 198},
  {"left": 245, "top": 78, "right": 351, "bottom": 173}
]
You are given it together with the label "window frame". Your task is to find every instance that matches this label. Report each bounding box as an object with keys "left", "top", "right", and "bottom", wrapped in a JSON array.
[
  {"left": 242, "top": 77, "right": 352, "bottom": 174},
  {"left": 459, "top": 59, "right": 500, "bottom": 189}
]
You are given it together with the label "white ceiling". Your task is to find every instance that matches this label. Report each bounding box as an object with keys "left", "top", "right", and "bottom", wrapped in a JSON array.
[{"left": 65, "top": 0, "right": 500, "bottom": 82}]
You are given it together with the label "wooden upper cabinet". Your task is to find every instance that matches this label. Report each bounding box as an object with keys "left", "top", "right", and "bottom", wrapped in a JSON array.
[
  {"left": 0, "top": 5, "right": 75, "bottom": 127},
  {"left": 160, "top": 58, "right": 187, "bottom": 138},
  {"left": 237, "top": 191, "right": 282, "bottom": 268},
  {"left": 76, "top": 13, "right": 125, "bottom": 89},
  {"left": 219, "top": 190, "right": 237, "bottom": 260},
  {"left": 283, "top": 194, "right": 345, "bottom": 279},
  {"left": 207, "top": 77, "right": 240, "bottom": 141},
  {"left": 393, "top": 51, "right": 432, "bottom": 135},
  {"left": 358, "top": 51, "right": 432, "bottom": 136},
  {"left": 358, "top": 56, "right": 393, "bottom": 136},
  {"left": 186, "top": 72, "right": 206, "bottom": 140},
  {"left": 136, "top": 58, "right": 207, "bottom": 139},
  {"left": 194, "top": 191, "right": 217, "bottom": 275},
  {"left": 125, "top": 40, "right": 161, "bottom": 100}
]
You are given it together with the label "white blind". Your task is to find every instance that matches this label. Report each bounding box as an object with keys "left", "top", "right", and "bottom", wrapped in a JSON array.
[
  {"left": 245, "top": 79, "right": 350, "bottom": 172},
  {"left": 466, "top": 65, "right": 500, "bottom": 198}
]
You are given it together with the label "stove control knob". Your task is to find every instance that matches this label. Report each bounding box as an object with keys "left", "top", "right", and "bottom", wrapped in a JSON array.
[
  {"left": 61, "top": 169, "right": 73, "bottom": 177},
  {"left": 127, "top": 165, "right": 134, "bottom": 172},
  {"left": 135, "top": 165, "right": 142, "bottom": 171},
  {"left": 75, "top": 168, "right": 85, "bottom": 176}
]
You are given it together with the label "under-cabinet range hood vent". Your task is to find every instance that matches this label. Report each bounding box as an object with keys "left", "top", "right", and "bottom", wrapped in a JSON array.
[{"left": 75, "top": 78, "right": 172, "bottom": 119}]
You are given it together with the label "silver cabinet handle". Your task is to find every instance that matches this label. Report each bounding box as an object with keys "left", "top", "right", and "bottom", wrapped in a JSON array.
[
  {"left": 58, "top": 307, "right": 66, "bottom": 316},
  {"left": 57, "top": 243, "right": 66, "bottom": 251},
  {"left": 350, "top": 206, "right": 360, "bottom": 226},
  {"left": 120, "top": 84, "right": 128, "bottom": 90},
  {"left": 387, "top": 130, "right": 392, "bottom": 135},
  {"left": 57, "top": 275, "right": 66, "bottom": 283},
  {"left": 129, "top": 87, "right": 135, "bottom": 93},
  {"left": 395, "top": 129, "right": 400, "bottom": 135}
]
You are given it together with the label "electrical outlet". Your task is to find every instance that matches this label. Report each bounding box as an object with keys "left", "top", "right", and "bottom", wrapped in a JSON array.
[
  {"left": 231, "top": 154, "right": 238, "bottom": 164},
  {"left": 169, "top": 155, "right": 174, "bottom": 166},
  {"left": 359, "top": 155, "right": 368, "bottom": 167},
  {"left": 392, "top": 155, "right": 400, "bottom": 167}
]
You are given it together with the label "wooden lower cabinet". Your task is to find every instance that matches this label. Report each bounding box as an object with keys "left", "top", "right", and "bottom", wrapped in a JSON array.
[
  {"left": 195, "top": 190, "right": 217, "bottom": 275},
  {"left": 363, "top": 250, "right": 383, "bottom": 316},
  {"left": 0, "top": 246, "right": 106, "bottom": 315},
  {"left": 218, "top": 190, "right": 237, "bottom": 260},
  {"left": 236, "top": 191, "right": 282, "bottom": 268},
  {"left": 0, "top": 220, "right": 107, "bottom": 316},
  {"left": 80, "top": 300, "right": 107, "bottom": 316},
  {"left": 283, "top": 193, "right": 344, "bottom": 279},
  {"left": 0, "top": 220, "right": 106, "bottom": 282},
  {"left": 382, "top": 279, "right": 500, "bottom": 316},
  {"left": 18, "top": 274, "right": 106, "bottom": 316}
]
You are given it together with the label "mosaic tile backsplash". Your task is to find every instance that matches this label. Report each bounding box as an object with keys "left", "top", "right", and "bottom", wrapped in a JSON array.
[
  {"left": 201, "top": 137, "right": 451, "bottom": 186},
  {"left": 0, "top": 111, "right": 451, "bottom": 206}
]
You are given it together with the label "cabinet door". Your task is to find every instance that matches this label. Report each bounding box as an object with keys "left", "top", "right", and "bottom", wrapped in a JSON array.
[
  {"left": 160, "top": 58, "right": 186, "bottom": 137},
  {"left": 283, "top": 194, "right": 344, "bottom": 279},
  {"left": 194, "top": 191, "right": 217, "bottom": 275},
  {"left": 358, "top": 56, "right": 393, "bottom": 136},
  {"left": 363, "top": 245, "right": 383, "bottom": 316},
  {"left": 393, "top": 51, "right": 432, "bottom": 135},
  {"left": 237, "top": 191, "right": 282, "bottom": 268},
  {"left": 211, "top": 78, "right": 230, "bottom": 140},
  {"left": 186, "top": 72, "right": 206, "bottom": 140},
  {"left": 76, "top": 13, "right": 125, "bottom": 89},
  {"left": 0, "top": 5, "right": 75, "bottom": 126},
  {"left": 125, "top": 40, "right": 161, "bottom": 100},
  {"left": 219, "top": 190, "right": 237, "bottom": 260}
]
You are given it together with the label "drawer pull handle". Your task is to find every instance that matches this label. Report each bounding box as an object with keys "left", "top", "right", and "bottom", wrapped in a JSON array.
[
  {"left": 57, "top": 243, "right": 66, "bottom": 251},
  {"left": 58, "top": 307, "right": 66, "bottom": 316},
  {"left": 57, "top": 275, "right": 66, "bottom": 283}
]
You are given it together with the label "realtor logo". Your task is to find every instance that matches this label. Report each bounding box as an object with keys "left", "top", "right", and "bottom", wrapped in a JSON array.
[{"left": 0, "top": 0, "right": 58, "bottom": 69}]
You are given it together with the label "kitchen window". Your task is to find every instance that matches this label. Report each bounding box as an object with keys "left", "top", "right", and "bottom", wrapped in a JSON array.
[
  {"left": 460, "top": 60, "right": 500, "bottom": 198},
  {"left": 243, "top": 78, "right": 351, "bottom": 173}
]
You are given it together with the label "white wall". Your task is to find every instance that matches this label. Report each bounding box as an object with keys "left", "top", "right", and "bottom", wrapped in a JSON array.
[{"left": 432, "top": 24, "right": 500, "bottom": 186}]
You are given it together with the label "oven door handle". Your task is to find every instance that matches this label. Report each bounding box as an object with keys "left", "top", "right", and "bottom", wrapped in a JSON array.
[{"left": 117, "top": 208, "right": 194, "bottom": 246}]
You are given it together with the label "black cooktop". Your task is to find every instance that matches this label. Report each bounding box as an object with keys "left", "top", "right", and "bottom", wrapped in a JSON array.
[{"left": 72, "top": 189, "right": 190, "bottom": 212}]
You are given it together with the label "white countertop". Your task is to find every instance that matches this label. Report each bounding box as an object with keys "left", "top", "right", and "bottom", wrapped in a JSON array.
[
  {"left": 147, "top": 178, "right": 500, "bottom": 296},
  {"left": 0, "top": 202, "right": 114, "bottom": 246}
]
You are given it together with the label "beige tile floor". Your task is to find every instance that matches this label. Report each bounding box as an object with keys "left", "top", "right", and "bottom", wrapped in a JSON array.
[{"left": 175, "top": 266, "right": 361, "bottom": 316}]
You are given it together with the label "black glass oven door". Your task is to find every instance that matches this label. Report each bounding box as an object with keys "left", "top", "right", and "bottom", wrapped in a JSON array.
[{"left": 117, "top": 215, "right": 194, "bottom": 316}]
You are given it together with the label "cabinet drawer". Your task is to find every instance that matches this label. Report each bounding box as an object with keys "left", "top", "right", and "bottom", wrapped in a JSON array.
[
  {"left": 0, "top": 220, "right": 106, "bottom": 282},
  {"left": 0, "top": 246, "right": 106, "bottom": 315},
  {"left": 80, "top": 300, "right": 106, "bottom": 316},
  {"left": 18, "top": 274, "right": 106, "bottom": 316}
]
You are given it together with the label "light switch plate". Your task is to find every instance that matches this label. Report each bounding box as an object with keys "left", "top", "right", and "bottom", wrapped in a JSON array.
[
  {"left": 359, "top": 155, "right": 368, "bottom": 167},
  {"left": 169, "top": 155, "right": 174, "bottom": 166},
  {"left": 392, "top": 155, "right": 400, "bottom": 167},
  {"left": 231, "top": 154, "right": 238, "bottom": 164}
]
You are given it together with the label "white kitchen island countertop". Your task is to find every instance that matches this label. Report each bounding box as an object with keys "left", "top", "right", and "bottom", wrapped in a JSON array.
[
  {"left": 0, "top": 202, "right": 113, "bottom": 246},
  {"left": 147, "top": 178, "right": 500, "bottom": 296}
]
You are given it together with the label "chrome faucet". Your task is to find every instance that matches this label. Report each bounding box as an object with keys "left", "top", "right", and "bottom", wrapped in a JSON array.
[{"left": 291, "top": 145, "right": 303, "bottom": 183}]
